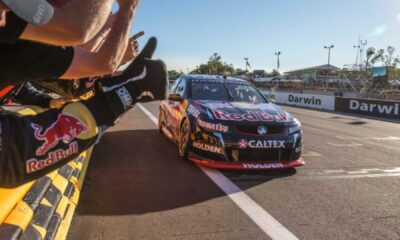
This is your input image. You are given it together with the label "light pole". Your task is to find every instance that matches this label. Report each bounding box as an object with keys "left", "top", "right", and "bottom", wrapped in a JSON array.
[
  {"left": 354, "top": 42, "right": 361, "bottom": 70},
  {"left": 275, "top": 52, "right": 281, "bottom": 73},
  {"left": 360, "top": 40, "right": 367, "bottom": 69},
  {"left": 244, "top": 57, "right": 249, "bottom": 72},
  {"left": 324, "top": 45, "right": 334, "bottom": 88}
]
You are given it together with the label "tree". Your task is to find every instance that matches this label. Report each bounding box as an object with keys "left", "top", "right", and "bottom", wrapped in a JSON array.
[
  {"left": 193, "top": 53, "right": 236, "bottom": 75},
  {"left": 168, "top": 70, "right": 183, "bottom": 79},
  {"left": 384, "top": 46, "right": 396, "bottom": 66},
  {"left": 270, "top": 69, "right": 281, "bottom": 77}
]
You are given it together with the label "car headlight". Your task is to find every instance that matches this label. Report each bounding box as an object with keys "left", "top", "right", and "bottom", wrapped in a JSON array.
[{"left": 288, "top": 118, "right": 301, "bottom": 135}]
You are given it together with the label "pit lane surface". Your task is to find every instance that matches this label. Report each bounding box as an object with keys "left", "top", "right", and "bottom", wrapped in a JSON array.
[{"left": 69, "top": 102, "right": 400, "bottom": 240}]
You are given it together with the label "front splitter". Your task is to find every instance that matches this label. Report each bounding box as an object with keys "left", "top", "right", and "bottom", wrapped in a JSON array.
[{"left": 189, "top": 153, "right": 305, "bottom": 170}]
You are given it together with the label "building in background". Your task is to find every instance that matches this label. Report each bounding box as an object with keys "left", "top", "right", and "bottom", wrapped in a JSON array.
[{"left": 284, "top": 64, "right": 341, "bottom": 85}]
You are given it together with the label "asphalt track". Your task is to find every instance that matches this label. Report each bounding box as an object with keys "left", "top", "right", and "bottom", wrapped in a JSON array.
[{"left": 69, "top": 102, "right": 400, "bottom": 240}]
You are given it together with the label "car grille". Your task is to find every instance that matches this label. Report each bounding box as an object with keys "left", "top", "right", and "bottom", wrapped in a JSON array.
[
  {"left": 235, "top": 124, "right": 285, "bottom": 136},
  {"left": 227, "top": 148, "right": 295, "bottom": 162}
]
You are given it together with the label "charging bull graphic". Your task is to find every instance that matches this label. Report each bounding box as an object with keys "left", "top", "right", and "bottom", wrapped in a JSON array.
[{"left": 31, "top": 114, "right": 87, "bottom": 156}]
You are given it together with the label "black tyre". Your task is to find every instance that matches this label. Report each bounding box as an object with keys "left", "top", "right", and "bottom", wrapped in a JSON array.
[{"left": 178, "top": 118, "right": 191, "bottom": 159}]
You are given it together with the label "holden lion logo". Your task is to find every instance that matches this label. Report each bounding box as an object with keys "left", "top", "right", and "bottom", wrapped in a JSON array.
[{"left": 257, "top": 125, "right": 268, "bottom": 135}]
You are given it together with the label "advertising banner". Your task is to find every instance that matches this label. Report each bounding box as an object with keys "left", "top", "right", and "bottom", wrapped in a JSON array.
[
  {"left": 263, "top": 92, "right": 335, "bottom": 111},
  {"left": 335, "top": 97, "right": 400, "bottom": 119}
]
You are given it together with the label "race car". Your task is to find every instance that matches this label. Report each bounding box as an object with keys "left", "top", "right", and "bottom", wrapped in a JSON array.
[{"left": 158, "top": 75, "right": 305, "bottom": 170}]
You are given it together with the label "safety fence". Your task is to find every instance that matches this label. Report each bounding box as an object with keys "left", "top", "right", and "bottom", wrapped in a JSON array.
[
  {"left": 261, "top": 90, "right": 400, "bottom": 120},
  {"left": 0, "top": 147, "right": 93, "bottom": 240}
]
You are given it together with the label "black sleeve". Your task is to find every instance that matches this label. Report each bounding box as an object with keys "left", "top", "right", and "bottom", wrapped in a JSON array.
[
  {"left": 32, "top": 78, "right": 95, "bottom": 99},
  {"left": 0, "top": 12, "right": 28, "bottom": 43},
  {"left": 0, "top": 103, "right": 99, "bottom": 188},
  {"left": 0, "top": 91, "right": 124, "bottom": 188},
  {"left": 0, "top": 40, "right": 74, "bottom": 87},
  {"left": 12, "top": 83, "right": 52, "bottom": 108}
]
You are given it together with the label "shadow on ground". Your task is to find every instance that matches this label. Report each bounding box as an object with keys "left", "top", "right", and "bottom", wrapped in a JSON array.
[{"left": 76, "top": 129, "right": 296, "bottom": 216}]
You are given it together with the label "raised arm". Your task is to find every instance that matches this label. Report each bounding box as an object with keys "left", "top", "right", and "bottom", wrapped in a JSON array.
[
  {"left": 60, "top": 0, "right": 140, "bottom": 79},
  {"left": 20, "top": 0, "right": 114, "bottom": 46}
]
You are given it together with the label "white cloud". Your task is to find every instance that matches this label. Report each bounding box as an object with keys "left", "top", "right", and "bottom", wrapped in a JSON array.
[
  {"left": 397, "top": 13, "right": 400, "bottom": 21},
  {"left": 370, "top": 24, "right": 388, "bottom": 37}
]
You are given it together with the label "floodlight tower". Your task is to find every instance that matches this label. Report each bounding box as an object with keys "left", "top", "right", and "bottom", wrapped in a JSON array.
[{"left": 324, "top": 45, "right": 334, "bottom": 88}]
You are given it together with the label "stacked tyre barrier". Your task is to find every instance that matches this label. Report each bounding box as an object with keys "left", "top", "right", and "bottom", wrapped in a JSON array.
[{"left": 0, "top": 147, "right": 93, "bottom": 240}]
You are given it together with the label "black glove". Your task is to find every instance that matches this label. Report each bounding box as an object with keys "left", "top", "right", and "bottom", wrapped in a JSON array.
[{"left": 97, "top": 37, "right": 168, "bottom": 119}]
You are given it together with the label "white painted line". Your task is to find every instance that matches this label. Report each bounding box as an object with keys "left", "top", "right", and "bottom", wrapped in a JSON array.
[
  {"left": 336, "top": 136, "right": 400, "bottom": 141},
  {"left": 198, "top": 165, "right": 298, "bottom": 240},
  {"left": 382, "top": 167, "right": 400, "bottom": 173},
  {"left": 137, "top": 103, "right": 299, "bottom": 240},
  {"left": 137, "top": 103, "right": 159, "bottom": 124},
  {"left": 323, "top": 169, "right": 346, "bottom": 174},
  {"left": 302, "top": 151, "right": 322, "bottom": 157},
  {"left": 297, "top": 172, "right": 400, "bottom": 180},
  {"left": 327, "top": 142, "right": 362, "bottom": 147}
]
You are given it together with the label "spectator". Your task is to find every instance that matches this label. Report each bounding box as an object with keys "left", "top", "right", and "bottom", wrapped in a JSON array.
[
  {"left": 0, "top": 0, "right": 141, "bottom": 89},
  {"left": 0, "top": 37, "right": 168, "bottom": 188},
  {"left": 0, "top": 0, "right": 121, "bottom": 46}
]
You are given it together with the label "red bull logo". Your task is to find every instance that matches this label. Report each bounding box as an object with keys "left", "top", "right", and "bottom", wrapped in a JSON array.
[
  {"left": 26, "top": 142, "right": 79, "bottom": 173},
  {"left": 31, "top": 114, "right": 87, "bottom": 156}
]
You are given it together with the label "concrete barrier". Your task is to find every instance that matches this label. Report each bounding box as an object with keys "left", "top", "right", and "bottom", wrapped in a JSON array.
[
  {"left": 262, "top": 90, "right": 400, "bottom": 121},
  {"left": 262, "top": 91, "right": 335, "bottom": 111},
  {"left": 335, "top": 97, "right": 400, "bottom": 120}
]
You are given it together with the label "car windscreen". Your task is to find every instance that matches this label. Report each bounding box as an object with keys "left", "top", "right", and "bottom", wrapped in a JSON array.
[{"left": 191, "top": 82, "right": 266, "bottom": 103}]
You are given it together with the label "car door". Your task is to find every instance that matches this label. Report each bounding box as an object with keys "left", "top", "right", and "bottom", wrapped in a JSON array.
[
  {"left": 164, "top": 78, "right": 187, "bottom": 138},
  {"left": 169, "top": 78, "right": 187, "bottom": 138}
]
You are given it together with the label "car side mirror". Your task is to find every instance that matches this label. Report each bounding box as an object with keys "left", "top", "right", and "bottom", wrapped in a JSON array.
[{"left": 168, "top": 93, "right": 184, "bottom": 102}]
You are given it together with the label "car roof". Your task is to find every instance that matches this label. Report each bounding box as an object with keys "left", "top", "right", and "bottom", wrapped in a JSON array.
[{"left": 182, "top": 74, "right": 249, "bottom": 84}]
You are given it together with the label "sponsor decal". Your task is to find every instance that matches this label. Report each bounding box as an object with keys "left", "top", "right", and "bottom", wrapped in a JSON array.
[
  {"left": 242, "top": 163, "right": 284, "bottom": 169},
  {"left": 198, "top": 119, "right": 229, "bottom": 133},
  {"left": 192, "top": 141, "right": 222, "bottom": 153},
  {"left": 188, "top": 105, "right": 201, "bottom": 117},
  {"left": 238, "top": 139, "right": 248, "bottom": 149},
  {"left": 238, "top": 139, "right": 285, "bottom": 149},
  {"left": 288, "top": 94, "right": 322, "bottom": 106},
  {"left": 205, "top": 102, "right": 234, "bottom": 109},
  {"left": 116, "top": 87, "right": 132, "bottom": 110},
  {"left": 212, "top": 109, "right": 290, "bottom": 122},
  {"left": 295, "top": 146, "right": 302, "bottom": 153},
  {"left": 31, "top": 114, "right": 87, "bottom": 156},
  {"left": 349, "top": 99, "right": 399, "bottom": 115},
  {"left": 26, "top": 142, "right": 78, "bottom": 173}
]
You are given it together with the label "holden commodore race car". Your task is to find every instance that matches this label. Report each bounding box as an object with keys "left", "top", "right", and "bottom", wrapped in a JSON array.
[{"left": 158, "top": 75, "right": 305, "bottom": 170}]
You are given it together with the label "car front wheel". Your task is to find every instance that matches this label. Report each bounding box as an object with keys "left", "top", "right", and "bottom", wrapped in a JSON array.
[{"left": 178, "top": 119, "right": 191, "bottom": 159}]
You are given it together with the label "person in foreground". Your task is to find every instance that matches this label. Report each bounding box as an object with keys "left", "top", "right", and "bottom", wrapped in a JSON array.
[{"left": 0, "top": 37, "right": 168, "bottom": 188}]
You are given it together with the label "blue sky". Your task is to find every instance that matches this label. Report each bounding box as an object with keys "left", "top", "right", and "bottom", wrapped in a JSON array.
[{"left": 122, "top": 0, "right": 400, "bottom": 73}]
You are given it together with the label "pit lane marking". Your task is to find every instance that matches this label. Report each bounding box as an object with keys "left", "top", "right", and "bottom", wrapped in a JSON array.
[{"left": 137, "top": 103, "right": 299, "bottom": 240}]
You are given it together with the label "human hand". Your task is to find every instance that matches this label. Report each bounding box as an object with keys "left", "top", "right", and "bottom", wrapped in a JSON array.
[
  {"left": 121, "top": 31, "right": 144, "bottom": 64},
  {"left": 117, "top": 0, "right": 140, "bottom": 9}
]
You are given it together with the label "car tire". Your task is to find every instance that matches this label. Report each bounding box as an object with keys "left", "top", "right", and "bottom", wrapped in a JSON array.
[{"left": 178, "top": 118, "right": 191, "bottom": 159}]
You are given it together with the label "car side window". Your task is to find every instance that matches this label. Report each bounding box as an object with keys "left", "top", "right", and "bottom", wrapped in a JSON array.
[
  {"left": 175, "top": 79, "right": 187, "bottom": 97},
  {"left": 169, "top": 78, "right": 180, "bottom": 94}
]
